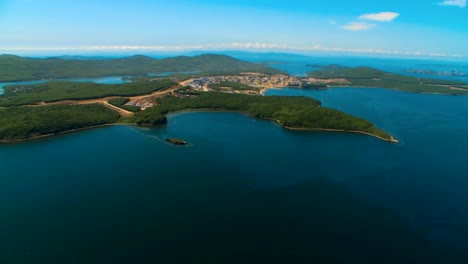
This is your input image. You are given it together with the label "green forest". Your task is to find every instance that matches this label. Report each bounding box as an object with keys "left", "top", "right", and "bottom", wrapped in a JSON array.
[
  {"left": 308, "top": 65, "right": 468, "bottom": 95},
  {"left": 0, "top": 104, "right": 120, "bottom": 141},
  {"left": 0, "top": 79, "right": 176, "bottom": 106},
  {"left": 0, "top": 55, "right": 410, "bottom": 143},
  {"left": 131, "top": 92, "right": 392, "bottom": 140},
  {"left": 0, "top": 90, "right": 393, "bottom": 142}
]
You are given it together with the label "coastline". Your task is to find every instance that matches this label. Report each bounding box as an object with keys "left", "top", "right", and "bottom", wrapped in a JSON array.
[
  {"left": 0, "top": 110, "right": 398, "bottom": 144},
  {"left": 0, "top": 123, "right": 124, "bottom": 144},
  {"left": 327, "top": 85, "right": 467, "bottom": 96},
  {"left": 258, "top": 91, "right": 398, "bottom": 142},
  {"left": 264, "top": 117, "right": 398, "bottom": 143},
  {"left": 284, "top": 125, "right": 399, "bottom": 143},
  {"left": 168, "top": 109, "right": 398, "bottom": 143},
  {"left": 260, "top": 85, "right": 468, "bottom": 96}
]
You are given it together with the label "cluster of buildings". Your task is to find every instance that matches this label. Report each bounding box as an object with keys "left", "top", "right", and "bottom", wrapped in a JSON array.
[{"left": 183, "top": 73, "right": 301, "bottom": 91}]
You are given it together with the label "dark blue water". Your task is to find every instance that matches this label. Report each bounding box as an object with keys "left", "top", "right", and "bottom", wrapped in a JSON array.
[
  {"left": 2, "top": 86, "right": 468, "bottom": 262},
  {"left": 2, "top": 55, "right": 468, "bottom": 262},
  {"left": 266, "top": 87, "right": 468, "bottom": 240}
]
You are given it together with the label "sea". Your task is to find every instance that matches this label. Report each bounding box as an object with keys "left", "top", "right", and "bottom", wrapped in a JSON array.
[{"left": 1, "top": 54, "right": 468, "bottom": 263}]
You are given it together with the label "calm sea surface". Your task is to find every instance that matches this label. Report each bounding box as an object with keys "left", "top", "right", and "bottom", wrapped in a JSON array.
[{"left": 1, "top": 57, "right": 468, "bottom": 263}]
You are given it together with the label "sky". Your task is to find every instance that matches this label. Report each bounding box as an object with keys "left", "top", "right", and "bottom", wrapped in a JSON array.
[{"left": 0, "top": 0, "right": 467, "bottom": 58}]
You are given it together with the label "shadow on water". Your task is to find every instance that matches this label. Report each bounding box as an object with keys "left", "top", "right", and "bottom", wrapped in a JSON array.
[{"left": 1, "top": 170, "right": 467, "bottom": 263}]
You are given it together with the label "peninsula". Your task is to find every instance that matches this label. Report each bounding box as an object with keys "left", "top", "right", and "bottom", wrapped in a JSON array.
[
  {"left": 0, "top": 54, "right": 399, "bottom": 143},
  {"left": 305, "top": 65, "right": 468, "bottom": 95}
]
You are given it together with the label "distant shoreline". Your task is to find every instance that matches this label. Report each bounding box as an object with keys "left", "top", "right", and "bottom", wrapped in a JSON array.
[{"left": 260, "top": 85, "right": 468, "bottom": 96}]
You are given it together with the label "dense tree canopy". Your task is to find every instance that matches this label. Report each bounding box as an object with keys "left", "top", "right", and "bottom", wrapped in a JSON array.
[
  {"left": 0, "top": 79, "right": 176, "bottom": 106},
  {"left": 132, "top": 92, "right": 392, "bottom": 140},
  {"left": 0, "top": 54, "right": 282, "bottom": 82},
  {"left": 0, "top": 104, "right": 120, "bottom": 141}
]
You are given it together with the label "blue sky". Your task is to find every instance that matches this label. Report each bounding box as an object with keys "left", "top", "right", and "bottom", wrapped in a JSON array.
[{"left": 0, "top": 0, "right": 467, "bottom": 58}]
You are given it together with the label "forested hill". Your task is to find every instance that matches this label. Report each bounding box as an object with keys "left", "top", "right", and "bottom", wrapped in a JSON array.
[
  {"left": 308, "top": 65, "right": 468, "bottom": 95},
  {"left": 0, "top": 54, "right": 282, "bottom": 82}
]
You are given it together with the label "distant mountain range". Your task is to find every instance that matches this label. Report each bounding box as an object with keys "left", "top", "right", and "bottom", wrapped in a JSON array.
[{"left": 0, "top": 54, "right": 282, "bottom": 82}]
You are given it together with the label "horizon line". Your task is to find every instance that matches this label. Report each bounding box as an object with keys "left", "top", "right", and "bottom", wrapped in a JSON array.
[{"left": 0, "top": 43, "right": 465, "bottom": 60}]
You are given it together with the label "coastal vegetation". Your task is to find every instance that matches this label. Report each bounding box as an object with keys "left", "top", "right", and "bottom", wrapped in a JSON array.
[
  {"left": 308, "top": 65, "right": 468, "bottom": 95},
  {"left": 0, "top": 54, "right": 282, "bottom": 82},
  {"left": 0, "top": 55, "right": 404, "bottom": 143},
  {"left": 166, "top": 138, "right": 187, "bottom": 145},
  {"left": 0, "top": 89, "right": 394, "bottom": 142},
  {"left": 0, "top": 79, "right": 176, "bottom": 106},
  {"left": 132, "top": 92, "right": 393, "bottom": 141},
  {"left": 0, "top": 104, "right": 120, "bottom": 141}
]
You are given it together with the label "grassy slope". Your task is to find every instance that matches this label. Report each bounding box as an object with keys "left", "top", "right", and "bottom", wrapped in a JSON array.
[
  {"left": 0, "top": 79, "right": 176, "bottom": 106},
  {"left": 0, "top": 104, "right": 120, "bottom": 141},
  {"left": 132, "top": 92, "right": 392, "bottom": 140},
  {"left": 0, "top": 54, "right": 282, "bottom": 82},
  {"left": 308, "top": 66, "right": 468, "bottom": 95}
]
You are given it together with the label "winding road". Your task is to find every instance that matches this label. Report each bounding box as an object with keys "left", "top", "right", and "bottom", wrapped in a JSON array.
[{"left": 33, "top": 85, "right": 181, "bottom": 117}]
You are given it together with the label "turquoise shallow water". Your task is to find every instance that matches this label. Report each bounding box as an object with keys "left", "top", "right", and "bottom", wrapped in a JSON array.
[
  {"left": 59, "top": 76, "right": 131, "bottom": 84},
  {"left": 1, "top": 86, "right": 468, "bottom": 263}
]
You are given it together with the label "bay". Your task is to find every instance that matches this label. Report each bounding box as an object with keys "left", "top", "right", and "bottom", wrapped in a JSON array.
[{"left": 1, "top": 86, "right": 468, "bottom": 262}]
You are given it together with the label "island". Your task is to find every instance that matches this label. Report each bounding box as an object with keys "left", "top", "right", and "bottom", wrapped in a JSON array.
[
  {"left": 0, "top": 54, "right": 402, "bottom": 143},
  {"left": 166, "top": 138, "right": 187, "bottom": 145}
]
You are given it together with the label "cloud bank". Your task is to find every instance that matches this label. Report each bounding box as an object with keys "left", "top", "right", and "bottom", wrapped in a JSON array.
[{"left": 438, "top": 0, "right": 466, "bottom": 7}]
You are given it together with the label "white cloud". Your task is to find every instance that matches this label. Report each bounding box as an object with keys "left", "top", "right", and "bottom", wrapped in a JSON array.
[
  {"left": 305, "top": 45, "right": 464, "bottom": 58},
  {"left": 438, "top": 0, "right": 466, "bottom": 7},
  {"left": 0, "top": 43, "right": 289, "bottom": 52},
  {"left": 342, "top": 22, "right": 376, "bottom": 31},
  {"left": 359, "top": 12, "right": 400, "bottom": 22},
  {"left": 0, "top": 43, "right": 465, "bottom": 58}
]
